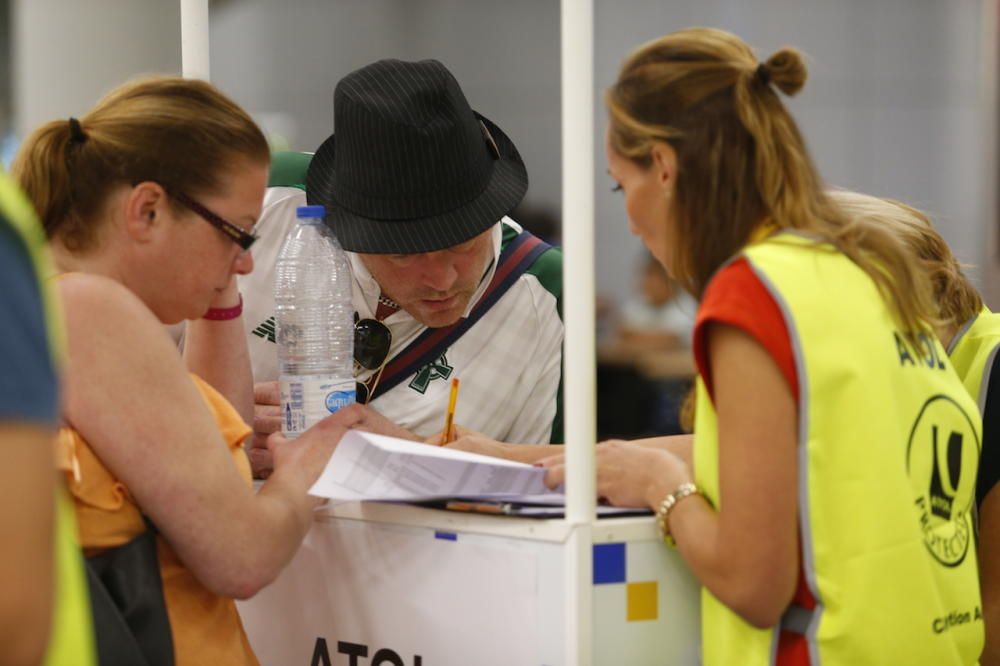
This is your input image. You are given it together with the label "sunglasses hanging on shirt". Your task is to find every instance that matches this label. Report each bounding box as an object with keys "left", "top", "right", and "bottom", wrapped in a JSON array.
[{"left": 354, "top": 314, "right": 392, "bottom": 404}]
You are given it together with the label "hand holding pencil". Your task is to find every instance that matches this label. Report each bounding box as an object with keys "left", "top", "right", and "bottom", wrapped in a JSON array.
[{"left": 441, "top": 377, "right": 460, "bottom": 445}]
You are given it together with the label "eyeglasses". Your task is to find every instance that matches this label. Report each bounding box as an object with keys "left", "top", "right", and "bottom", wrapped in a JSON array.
[
  {"left": 354, "top": 316, "right": 392, "bottom": 404},
  {"left": 167, "top": 188, "right": 258, "bottom": 251}
]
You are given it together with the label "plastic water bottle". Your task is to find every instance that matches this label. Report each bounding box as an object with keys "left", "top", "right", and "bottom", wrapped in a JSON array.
[{"left": 275, "top": 205, "right": 356, "bottom": 437}]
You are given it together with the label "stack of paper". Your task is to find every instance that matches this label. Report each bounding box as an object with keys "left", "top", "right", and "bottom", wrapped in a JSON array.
[{"left": 308, "top": 431, "right": 561, "bottom": 503}]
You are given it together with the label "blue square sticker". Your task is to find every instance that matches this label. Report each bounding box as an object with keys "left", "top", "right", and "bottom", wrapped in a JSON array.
[{"left": 593, "top": 542, "right": 626, "bottom": 584}]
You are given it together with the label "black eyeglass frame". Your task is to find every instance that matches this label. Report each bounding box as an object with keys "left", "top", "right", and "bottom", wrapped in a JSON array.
[{"left": 166, "top": 188, "right": 258, "bottom": 251}]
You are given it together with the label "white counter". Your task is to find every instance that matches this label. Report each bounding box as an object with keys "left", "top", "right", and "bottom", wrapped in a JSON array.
[{"left": 237, "top": 502, "right": 701, "bottom": 665}]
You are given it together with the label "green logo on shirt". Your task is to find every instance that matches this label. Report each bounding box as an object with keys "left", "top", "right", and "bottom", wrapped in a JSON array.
[
  {"left": 409, "top": 353, "right": 453, "bottom": 394},
  {"left": 252, "top": 316, "right": 276, "bottom": 343}
]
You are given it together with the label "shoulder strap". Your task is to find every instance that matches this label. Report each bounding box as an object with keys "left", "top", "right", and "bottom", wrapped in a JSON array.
[{"left": 371, "top": 231, "right": 552, "bottom": 400}]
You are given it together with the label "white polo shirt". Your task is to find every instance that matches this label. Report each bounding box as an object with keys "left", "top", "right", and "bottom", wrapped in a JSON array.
[{"left": 239, "top": 187, "right": 563, "bottom": 443}]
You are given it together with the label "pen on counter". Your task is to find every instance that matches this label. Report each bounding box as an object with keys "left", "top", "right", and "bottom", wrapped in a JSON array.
[
  {"left": 441, "top": 377, "right": 460, "bottom": 445},
  {"left": 445, "top": 500, "right": 514, "bottom": 515}
]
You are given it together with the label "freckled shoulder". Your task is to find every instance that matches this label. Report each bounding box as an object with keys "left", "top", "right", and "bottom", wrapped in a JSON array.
[{"left": 56, "top": 273, "right": 170, "bottom": 346}]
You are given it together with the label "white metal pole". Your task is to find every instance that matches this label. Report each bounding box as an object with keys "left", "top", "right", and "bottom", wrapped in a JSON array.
[
  {"left": 180, "top": 0, "right": 210, "bottom": 80},
  {"left": 561, "top": 0, "right": 596, "bottom": 537},
  {"left": 561, "top": 0, "right": 595, "bottom": 664}
]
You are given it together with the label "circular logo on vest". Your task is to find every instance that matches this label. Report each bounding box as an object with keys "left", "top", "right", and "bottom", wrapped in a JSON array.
[{"left": 907, "top": 395, "right": 980, "bottom": 567}]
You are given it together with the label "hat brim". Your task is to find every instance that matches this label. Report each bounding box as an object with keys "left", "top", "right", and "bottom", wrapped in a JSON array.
[{"left": 306, "top": 113, "right": 528, "bottom": 254}]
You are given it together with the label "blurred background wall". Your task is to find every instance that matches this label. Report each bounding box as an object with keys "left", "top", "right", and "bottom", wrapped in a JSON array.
[
  {"left": 11, "top": 0, "right": 181, "bottom": 135},
  {"left": 7, "top": 0, "right": 997, "bottom": 307}
]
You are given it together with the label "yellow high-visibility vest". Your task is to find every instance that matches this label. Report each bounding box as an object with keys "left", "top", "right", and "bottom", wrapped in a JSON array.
[
  {"left": 948, "top": 306, "right": 1000, "bottom": 413},
  {"left": 694, "top": 233, "right": 983, "bottom": 665},
  {"left": 0, "top": 171, "right": 96, "bottom": 666}
]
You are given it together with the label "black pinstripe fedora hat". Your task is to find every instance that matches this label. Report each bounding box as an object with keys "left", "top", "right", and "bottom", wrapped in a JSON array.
[{"left": 306, "top": 59, "right": 528, "bottom": 254}]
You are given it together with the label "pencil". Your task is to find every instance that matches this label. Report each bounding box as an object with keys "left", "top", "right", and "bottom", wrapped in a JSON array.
[
  {"left": 445, "top": 500, "right": 512, "bottom": 515},
  {"left": 442, "top": 377, "right": 460, "bottom": 445}
]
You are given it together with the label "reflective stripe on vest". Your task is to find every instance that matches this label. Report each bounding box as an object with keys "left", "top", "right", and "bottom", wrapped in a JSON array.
[
  {"left": 0, "top": 171, "right": 97, "bottom": 666},
  {"left": 693, "top": 233, "right": 983, "bottom": 666},
  {"left": 948, "top": 307, "right": 1000, "bottom": 413}
]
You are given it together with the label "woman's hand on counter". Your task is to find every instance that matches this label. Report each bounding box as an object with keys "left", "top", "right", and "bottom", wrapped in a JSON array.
[{"left": 539, "top": 440, "right": 693, "bottom": 509}]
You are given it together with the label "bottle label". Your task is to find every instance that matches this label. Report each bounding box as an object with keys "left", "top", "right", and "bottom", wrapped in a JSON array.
[{"left": 279, "top": 374, "right": 356, "bottom": 437}]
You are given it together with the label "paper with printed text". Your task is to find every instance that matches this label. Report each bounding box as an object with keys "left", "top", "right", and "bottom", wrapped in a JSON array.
[{"left": 308, "top": 431, "right": 563, "bottom": 503}]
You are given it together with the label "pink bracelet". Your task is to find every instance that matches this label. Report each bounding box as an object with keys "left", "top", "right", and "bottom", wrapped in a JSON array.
[{"left": 203, "top": 294, "right": 243, "bottom": 321}]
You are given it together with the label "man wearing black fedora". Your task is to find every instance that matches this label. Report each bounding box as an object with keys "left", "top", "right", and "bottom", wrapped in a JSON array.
[{"left": 239, "top": 59, "right": 563, "bottom": 477}]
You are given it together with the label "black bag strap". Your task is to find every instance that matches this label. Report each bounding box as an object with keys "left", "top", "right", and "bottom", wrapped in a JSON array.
[
  {"left": 142, "top": 514, "right": 158, "bottom": 534},
  {"left": 86, "top": 516, "right": 174, "bottom": 666},
  {"left": 371, "top": 231, "right": 552, "bottom": 400}
]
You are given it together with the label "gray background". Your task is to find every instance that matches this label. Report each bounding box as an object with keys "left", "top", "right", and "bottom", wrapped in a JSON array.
[{"left": 11, "top": 0, "right": 994, "bottom": 306}]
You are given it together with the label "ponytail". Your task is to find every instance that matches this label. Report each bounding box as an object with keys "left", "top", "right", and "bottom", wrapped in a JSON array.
[
  {"left": 606, "top": 28, "right": 939, "bottom": 349},
  {"left": 10, "top": 119, "right": 90, "bottom": 248},
  {"left": 11, "top": 76, "right": 269, "bottom": 253}
]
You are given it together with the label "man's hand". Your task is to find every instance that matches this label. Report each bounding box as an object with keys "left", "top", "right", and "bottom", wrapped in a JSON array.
[
  {"left": 442, "top": 433, "right": 511, "bottom": 458},
  {"left": 249, "top": 381, "right": 281, "bottom": 479},
  {"left": 424, "top": 423, "right": 480, "bottom": 446}
]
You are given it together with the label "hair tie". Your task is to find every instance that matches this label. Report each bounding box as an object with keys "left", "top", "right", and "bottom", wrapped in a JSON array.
[
  {"left": 68, "top": 117, "right": 87, "bottom": 145},
  {"left": 754, "top": 63, "right": 771, "bottom": 87}
]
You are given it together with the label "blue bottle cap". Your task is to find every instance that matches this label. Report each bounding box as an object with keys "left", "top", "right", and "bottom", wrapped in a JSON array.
[{"left": 296, "top": 205, "right": 326, "bottom": 219}]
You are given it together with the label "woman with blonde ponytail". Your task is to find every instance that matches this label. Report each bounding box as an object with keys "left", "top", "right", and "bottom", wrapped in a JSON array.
[
  {"left": 542, "top": 29, "right": 983, "bottom": 665},
  {"left": 12, "top": 77, "right": 355, "bottom": 665}
]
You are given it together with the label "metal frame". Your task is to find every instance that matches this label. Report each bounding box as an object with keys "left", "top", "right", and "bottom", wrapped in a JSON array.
[{"left": 181, "top": 2, "right": 600, "bottom": 662}]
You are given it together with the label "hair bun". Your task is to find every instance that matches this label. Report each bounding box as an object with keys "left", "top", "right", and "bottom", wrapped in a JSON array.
[{"left": 763, "top": 47, "right": 807, "bottom": 96}]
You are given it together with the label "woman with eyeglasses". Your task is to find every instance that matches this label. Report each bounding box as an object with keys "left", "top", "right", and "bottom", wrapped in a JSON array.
[
  {"left": 539, "top": 29, "right": 983, "bottom": 664},
  {"left": 12, "top": 76, "right": 350, "bottom": 665}
]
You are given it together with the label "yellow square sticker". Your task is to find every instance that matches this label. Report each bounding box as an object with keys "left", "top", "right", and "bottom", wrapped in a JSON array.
[{"left": 626, "top": 581, "right": 658, "bottom": 622}]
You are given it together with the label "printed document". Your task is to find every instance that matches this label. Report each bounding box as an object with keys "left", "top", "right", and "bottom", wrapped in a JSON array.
[{"left": 308, "top": 431, "right": 561, "bottom": 503}]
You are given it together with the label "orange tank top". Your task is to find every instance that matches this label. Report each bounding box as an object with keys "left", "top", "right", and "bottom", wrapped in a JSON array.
[{"left": 56, "top": 374, "right": 259, "bottom": 666}]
